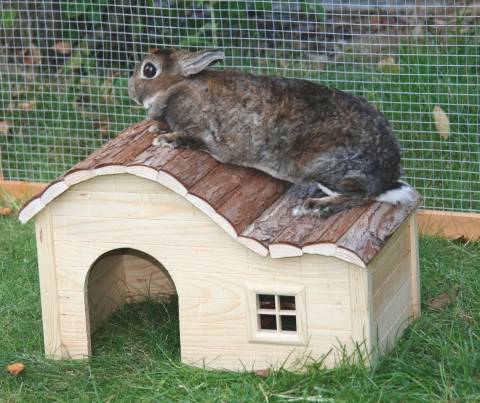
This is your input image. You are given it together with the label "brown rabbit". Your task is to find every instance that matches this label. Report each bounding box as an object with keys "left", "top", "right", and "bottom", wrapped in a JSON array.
[{"left": 128, "top": 48, "right": 415, "bottom": 217}]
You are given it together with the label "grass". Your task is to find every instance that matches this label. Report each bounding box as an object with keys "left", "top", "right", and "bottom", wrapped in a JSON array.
[
  {"left": 1, "top": 30, "right": 479, "bottom": 212},
  {"left": 1, "top": 215, "right": 480, "bottom": 402}
]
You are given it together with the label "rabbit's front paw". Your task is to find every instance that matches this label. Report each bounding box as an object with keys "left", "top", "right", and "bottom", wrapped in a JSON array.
[
  {"left": 293, "top": 196, "right": 338, "bottom": 218},
  {"left": 152, "top": 135, "right": 179, "bottom": 148},
  {"left": 148, "top": 123, "right": 170, "bottom": 134}
]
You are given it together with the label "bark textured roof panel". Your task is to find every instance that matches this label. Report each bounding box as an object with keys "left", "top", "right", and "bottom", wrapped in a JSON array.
[{"left": 19, "top": 120, "right": 422, "bottom": 266}]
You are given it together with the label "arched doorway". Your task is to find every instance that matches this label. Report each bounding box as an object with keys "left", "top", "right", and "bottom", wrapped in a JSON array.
[{"left": 86, "top": 248, "right": 178, "bottom": 337}]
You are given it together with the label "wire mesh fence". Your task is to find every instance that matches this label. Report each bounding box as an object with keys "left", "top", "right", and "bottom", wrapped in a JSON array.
[{"left": 0, "top": 1, "right": 478, "bottom": 212}]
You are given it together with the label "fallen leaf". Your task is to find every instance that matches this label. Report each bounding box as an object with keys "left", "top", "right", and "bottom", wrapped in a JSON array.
[
  {"left": 427, "top": 289, "right": 457, "bottom": 311},
  {"left": 377, "top": 56, "right": 400, "bottom": 73},
  {"left": 0, "top": 207, "right": 13, "bottom": 216},
  {"left": 254, "top": 368, "right": 270, "bottom": 377},
  {"left": 23, "top": 47, "right": 42, "bottom": 65},
  {"left": 433, "top": 105, "right": 450, "bottom": 139},
  {"left": 378, "top": 56, "right": 396, "bottom": 66},
  {"left": 0, "top": 120, "right": 11, "bottom": 135},
  {"left": 53, "top": 41, "right": 72, "bottom": 55},
  {"left": 18, "top": 101, "right": 36, "bottom": 111},
  {"left": 6, "top": 362, "right": 25, "bottom": 376}
]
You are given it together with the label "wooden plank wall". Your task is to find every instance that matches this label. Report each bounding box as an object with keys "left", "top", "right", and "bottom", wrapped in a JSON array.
[
  {"left": 368, "top": 219, "right": 416, "bottom": 353},
  {"left": 46, "top": 174, "right": 358, "bottom": 369}
]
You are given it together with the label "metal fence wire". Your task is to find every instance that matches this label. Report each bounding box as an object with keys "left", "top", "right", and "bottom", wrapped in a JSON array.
[{"left": 0, "top": 1, "right": 479, "bottom": 212}]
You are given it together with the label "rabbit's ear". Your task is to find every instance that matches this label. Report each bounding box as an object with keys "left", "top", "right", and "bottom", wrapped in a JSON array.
[{"left": 178, "top": 50, "right": 224, "bottom": 77}]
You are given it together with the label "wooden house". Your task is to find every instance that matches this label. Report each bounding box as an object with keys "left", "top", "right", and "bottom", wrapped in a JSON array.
[{"left": 19, "top": 120, "right": 422, "bottom": 371}]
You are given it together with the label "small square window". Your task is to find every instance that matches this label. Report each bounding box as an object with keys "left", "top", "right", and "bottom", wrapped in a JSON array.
[
  {"left": 246, "top": 284, "right": 306, "bottom": 345},
  {"left": 280, "top": 295, "right": 296, "bottom": 310},
  {"left": 259, "top": 314, "right": 277, "bottom": 330},
  {"left": 258, "top": 294, "right": 276, "bottom": 310},
  {"left": 280, "top": 315, "right": 297, "bottom": 331},
  {"left": 256, "top": 294, "right": 297, "bottom": 332}
]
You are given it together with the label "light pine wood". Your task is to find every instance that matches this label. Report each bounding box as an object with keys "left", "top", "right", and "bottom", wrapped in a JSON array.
[
  {"left": 64, "top": 170, "right": 95, "bottom": 187},
  {"left": 40, "top": 181, "right": 68, "bottom": 205},
  {"left": 35, "top": 206, "right": 64, "bottom": 359},
  {"left": 157, "top": 170, "right": 188, "bottom": 196},
  {"left": 372, "top": 253, "right": 411, "bottom": 319},
  {"left": 126, "top": 165, "right": 158, "bottom": 181},
  {"left": 368, "top": 213, "right": 418, "bottom": 354},
  {"left": 57, "top": 290, "right": 90, "bottom": 358},
  {"left": 409, "top": 213, "right": 421, "bottom": 319},
  {"left": 0, "top": 179, "right": 47, "bottom": 200},
  {"left": 237, "top": 236, "right": 269, "bottom": 257},
  {"left": 19, "top": 198, "right": 45, "bottom": 224},
  {"left": 375, "top": 279, "right": 413, "bottom": 351},
  {"left": 418, "top": 209, "right": 480, "bottom": 241},
  {"left": 28, "top": 174, "right": 421, "bottom": 371},
  {"left": 94, "top": 165, "right": 127, "bottom": 176},
  {"left": 186, "top": 193, "right": 238, "bottom": 239},
  {"left": 348, "top": 265, "right": 373, "bottom": 362},
  {"left": 269, "top": 243, "right": 303, "bottom": 258},
  {"left": 87, "top": 253, "right": 126, "bottom": 332},
  {"left": 88, "top": 250, "right": 176, "bottom": 331},
  {"left": 370, "top": 224, "right": 410, "bottom": 289},
  {"left": 122, "top": 253, "right": 176, "bottom": 302}
]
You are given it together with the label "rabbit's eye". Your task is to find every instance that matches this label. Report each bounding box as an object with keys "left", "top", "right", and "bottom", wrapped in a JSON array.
[{"left": 142, "top": 62, "right": 158, "bottom": 79}]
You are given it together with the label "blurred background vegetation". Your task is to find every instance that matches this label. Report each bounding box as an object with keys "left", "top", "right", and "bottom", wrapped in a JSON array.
[{"left": 0, "top": 1, "right": 479, "bottom": 212}]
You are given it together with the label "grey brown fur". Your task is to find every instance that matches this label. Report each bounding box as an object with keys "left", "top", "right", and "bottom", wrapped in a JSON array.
[{"left": 128, "top": 48, "right": 403, "bottom": 217}]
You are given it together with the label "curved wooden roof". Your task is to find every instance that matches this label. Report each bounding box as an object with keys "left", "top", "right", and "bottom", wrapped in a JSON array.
[{"left": 19, "top": 120, "right": 422, "bottom": 267}]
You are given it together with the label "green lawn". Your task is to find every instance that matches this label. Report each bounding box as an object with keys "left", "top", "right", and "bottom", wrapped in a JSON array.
[{"left": 1, "top": 215, "right": 480, "bottom": 402}]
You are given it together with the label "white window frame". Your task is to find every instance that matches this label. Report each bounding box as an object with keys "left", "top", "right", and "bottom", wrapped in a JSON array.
[{"left": 245, "top": 283, "right": 307, "bottom": 346}]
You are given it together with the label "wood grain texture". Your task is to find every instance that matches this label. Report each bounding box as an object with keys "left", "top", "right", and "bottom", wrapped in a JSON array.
[
  {"left": 29, "top": 171, "right": 424, "bottom": 370},
  {"left": 349, "top": 265, "right": 373, "bottom": 360},
  {"left": 188, "top": 164, "right": 256, "bottom": 210},
  {"left": 338, "top": 193, "right": 421, "bottom": 265},
  {"left": 35, "top": 207, "right": 64, "bottom": 359},
  {"left": 368, "top": 216, "right": 417, "bottom": 354},
  {"left": 19, "top": 120, "right": 422, "bottom": 265},
  {"left": 43, "top": 174, "right": 362, "bottom": 368},
  {"left": 409, "top": 213, "right": 421, "bottom": 319},
  {"left": 418, "top": 209, "right": 480, "bottom": 241},
  {"left": 0, "top": 179, "right": 47, "bottom": 200}
]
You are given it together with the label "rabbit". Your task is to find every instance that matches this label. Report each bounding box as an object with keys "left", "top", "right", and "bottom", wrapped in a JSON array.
[{"left": 128, "top": 48, "right": 415, "bottom": 218}]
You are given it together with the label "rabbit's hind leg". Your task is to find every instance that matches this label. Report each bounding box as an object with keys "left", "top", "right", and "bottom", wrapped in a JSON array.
[
  {"left": 293, "top": 170, "right": 371, "bottom": 218},
  {"left": 293, "top": 194, "right": 366, "bottom": 218}
]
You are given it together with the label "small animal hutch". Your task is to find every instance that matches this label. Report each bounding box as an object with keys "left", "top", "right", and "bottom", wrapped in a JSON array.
[{"left": 20, "top": 120, "right": 422, "bottom": 371}]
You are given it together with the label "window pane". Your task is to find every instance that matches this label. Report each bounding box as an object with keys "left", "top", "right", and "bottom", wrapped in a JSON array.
[
  {"left": 280, "top": 315, "right": 297, "bottom": 331},
  {"left": 279, "top": 295, "right": 296, "bottom": 310},
  {"left": 259, "top": 314, "right": 277, "bottom": 330},
  {"left": 258, "top": 294, "right": 276, "bottom": 310}
]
